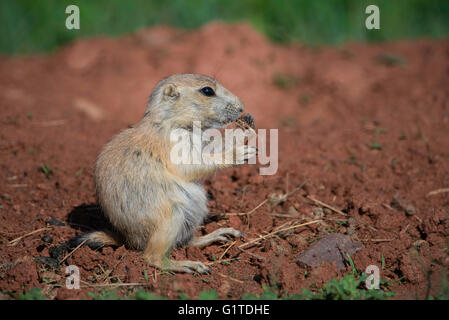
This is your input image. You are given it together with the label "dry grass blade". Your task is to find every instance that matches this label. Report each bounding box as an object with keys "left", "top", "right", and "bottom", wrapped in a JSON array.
[
  {"left": 426, "top": 188, "right": 449, "bottom": 197},
  {"left": 207, "top": 258, "right": 239, "bottom": 266},
  {"left": 360, "top": 238, "right": 395, "bottom": 242},
  {"left": 306, "top": 195, "right": 347, "bottom": 216},
  {"left": 219, "top": 240, "right": 237, "bottom": 260},
  {"left": 239, "top": 219, "right": 321, "bottom": 249},
  {"left": 8, "top": 227, "right": 52, "bottom": 246},
  {"left": 218, "top": 273, "right": 244, "bottom": 284},
  {"left": 237, "top": 247, "right": 266, "bottom": 261},
  {"left": 101, "top": 254, "right": 127, "bottom": 282},
  {"left": 59, "top": 239, "right": 88, "bottom": 264},
  {"left": 226, "top": 199, "right": 268, "bottom": 216},
  {"left": 36, "top": 119, "right": 67, "bottom": 127}
]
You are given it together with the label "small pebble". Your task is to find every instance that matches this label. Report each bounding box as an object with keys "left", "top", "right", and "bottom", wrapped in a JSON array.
[
  {"left": 312, "top": 207, "right": 324, "bottom": 219},
  {"left": 405, "top": 205, "right": 415, "bottom": 216},
  {"left": 41, "top": 235, "right": 53, "bottom": 244},
  {"left": 47, "top": 217, "right": 65, "bottom": 226}
]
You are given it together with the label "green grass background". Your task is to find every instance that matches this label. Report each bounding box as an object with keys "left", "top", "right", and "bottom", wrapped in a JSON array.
[{"left": 1, "top": 0, "right": 449, "bottom": 54}]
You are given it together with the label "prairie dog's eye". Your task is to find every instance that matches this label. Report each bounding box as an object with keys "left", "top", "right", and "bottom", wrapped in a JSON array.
[{"left": 199, "top": 87, "right": 215, "bottom": 97}]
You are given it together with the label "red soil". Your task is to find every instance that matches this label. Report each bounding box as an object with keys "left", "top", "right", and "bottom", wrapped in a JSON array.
[{"left": 0, "top": 22, "right": 448, "bottom": 300}]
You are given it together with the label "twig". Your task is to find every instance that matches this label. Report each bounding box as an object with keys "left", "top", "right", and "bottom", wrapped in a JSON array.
[
  {"left": 101, "top": 254, "right": 127, "bottom": 282},
  {"left": 218, "top": 273, "right": 244, "bottom": 284},
  {"left": 207, "top": 258, "right": 239, "bottom": 266},
  {"left": 306, "top": 195, "right": 347, "bottom": 217},
  {"left": 36, "top": 119, "right": 67, "bottom": 127},
  {"left": 284, "top": 180, "right": 308, "bottom": 199},
  {"left": 8, "top": 227, "right": 52, "bottom": 246},
  {"left": 360, "top": 238, "right": 395, "bottom": 243},
  {"left": 239, "top": 219, "right": 321, "bottom": 249},
  {"left": 219, "top": 240, "right": 237, "bottom": 260},
  {"left": 237, "top": 247, "right": 266, "bottom": 261},
  {"left": 59, "top": 239, "right": 87, "bottom": 264},
  {"left": 226, "top": 199, "right": 268, "bottom": 216},
  {"left": 427, "top": 188, "right": 449, "bottom": 197}
]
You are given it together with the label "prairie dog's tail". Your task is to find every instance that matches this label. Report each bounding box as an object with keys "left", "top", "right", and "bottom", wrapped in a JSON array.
[{"left": 73, "top": 230, "right": 124, "bottom": 250}]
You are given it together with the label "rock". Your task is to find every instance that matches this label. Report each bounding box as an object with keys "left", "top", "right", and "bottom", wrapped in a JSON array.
[
  {"left": 296, "top": 233, "right": 363, "bottom": 270},
  {"left": 405, "top": 205, "right": 415, "bottom": 216},
  {"left": 47, "top": 217, "right": 65, "bottom": 226},
  {"left": 41, "top": 235, "right": 53, "bottom": 244},
  {"left": 391, "top": 194, "right": 405, "bottom": 211}
]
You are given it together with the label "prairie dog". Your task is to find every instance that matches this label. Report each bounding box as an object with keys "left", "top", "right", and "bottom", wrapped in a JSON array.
[{"left": 82, "top": 74, "right": 256, "bottom": 274}]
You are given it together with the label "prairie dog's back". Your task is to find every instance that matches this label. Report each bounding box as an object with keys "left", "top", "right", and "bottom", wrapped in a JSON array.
[{"left": 94, "top": 124, "right": 174, "bottom": 249}]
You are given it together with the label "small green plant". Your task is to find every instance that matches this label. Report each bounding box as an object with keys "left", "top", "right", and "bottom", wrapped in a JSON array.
[
  {"left": 40, "top": 163, "right": 53, "bottom": 178},
  {"left": 272, "top": 72, "right": 299, "bottom": 89},
  {"left": 297, "top": 274, "right": 395, "bottom": 300},
  {"left": 143, "top": 269, "right": 149, "bottom": 282},
  {"left": 178, "top": 291, "right": 190, "bottom": 300},
  {"left": 18, "top": 287, "right": 47, "bottom": 300},
  {"left": 370, "top": 141, "right": 383, "bottom": 150},
  {"left": 88, "top": 289, "right": 121, "bottom": 300},
  {"left": 198, "top": 289, "right": 219, "bottom": 300},
  {"left": 391, "top": 158, "right": 398, "bottom": 168},
  {"left": 242, "top": 285, "right": 280, "bottom": 300},
  {"left": 135, "top": 290, "right": 165, "bottom": 300},
  {"left": 75, "top": 168, "right": 83, "bottom": 177},
  {"left": 345, "top": 253, "right": 358, "bottom": 276}
]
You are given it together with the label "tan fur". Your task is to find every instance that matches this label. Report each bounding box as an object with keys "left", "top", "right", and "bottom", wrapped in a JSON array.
[{"left": 85, "top": 74, "right": 256, "bottom": 274}]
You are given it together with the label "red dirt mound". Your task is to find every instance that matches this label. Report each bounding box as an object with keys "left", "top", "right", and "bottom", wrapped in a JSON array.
[{"left": 0, "top": 22, "right": 448, "bottom": 300}]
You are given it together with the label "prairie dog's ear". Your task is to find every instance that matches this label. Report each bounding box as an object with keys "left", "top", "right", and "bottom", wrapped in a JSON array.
[{"left": 163, "top": 83, "right": 179, "bottom": 99}]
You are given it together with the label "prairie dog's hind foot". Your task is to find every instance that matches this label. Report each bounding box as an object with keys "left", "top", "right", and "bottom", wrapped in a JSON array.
[
  {"left": 190, "top": 227, "right": 243, "bottom": 248},
  {"left": 146, "top": 257, "right": 210, "bottom": 274}
]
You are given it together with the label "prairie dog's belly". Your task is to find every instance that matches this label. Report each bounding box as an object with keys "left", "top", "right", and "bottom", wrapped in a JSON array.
[{"left": 172, "top": 180, "right": 208, "bottom": 247}]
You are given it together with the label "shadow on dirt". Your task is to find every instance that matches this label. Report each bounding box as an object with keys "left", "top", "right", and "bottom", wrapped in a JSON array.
[{"left": 66, "top": 203, "right": 112, "bottom": 234}]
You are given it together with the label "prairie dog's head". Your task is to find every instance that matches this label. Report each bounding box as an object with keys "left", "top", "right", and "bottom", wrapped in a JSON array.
[{"left": 144, "top": 74, "right": 244, "bottom": 130}]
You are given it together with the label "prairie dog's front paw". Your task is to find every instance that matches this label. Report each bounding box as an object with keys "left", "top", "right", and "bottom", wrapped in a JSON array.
[{"left": 235, "top": 145, "right": 257, "bottom": 164}]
